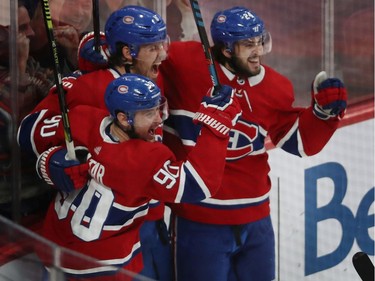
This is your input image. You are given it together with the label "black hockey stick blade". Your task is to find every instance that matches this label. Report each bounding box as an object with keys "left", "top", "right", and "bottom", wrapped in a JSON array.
[{"left": 352, "top": 252, "right": 375, "bottom": 281}]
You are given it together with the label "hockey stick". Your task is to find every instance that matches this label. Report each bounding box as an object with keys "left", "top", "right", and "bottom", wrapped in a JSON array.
[
  {"left": 40, "top": 0, "right": 76, "bottom": 160},
  {"left": 189, "top": 0, "right": 221, "bottom": 91},
  {"left": 92, "top": 0, "right": 100, "bottom": 52},
  {"left": 352, "top": 252, "right": 375, "bottom": 281}
]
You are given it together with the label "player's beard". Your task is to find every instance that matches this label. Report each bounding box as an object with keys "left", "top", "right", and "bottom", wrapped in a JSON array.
[
  {"left": 228, "top": 55, "right": 261, "bottom": 78},
  {"left": 113, "top": 120, "right": 141, "bottom": 140},
  {"left": 126, "top": 125, "right": 141, "bottom": 140}
]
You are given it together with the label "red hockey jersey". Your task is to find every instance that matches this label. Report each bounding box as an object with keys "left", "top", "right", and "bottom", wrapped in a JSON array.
[
  {"left": 158, "top": 41, "right": 340, "bottom": 225},
  {"left": 17, "top": 68, "right": 164, "bottom": 248},
  {"left": 38, "top": 105, "right": 229, "bottom": 277},
  {"left": 18, "top": 68, "right": 120, "bottom": 156}
]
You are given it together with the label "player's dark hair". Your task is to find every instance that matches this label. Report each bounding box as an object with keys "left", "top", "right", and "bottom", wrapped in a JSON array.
[
  {"left": 107, "top": 42, "right": 129, "bottom": 68},
  {"left": 211, "top": 43, "right": 229, "bottom": 66}
]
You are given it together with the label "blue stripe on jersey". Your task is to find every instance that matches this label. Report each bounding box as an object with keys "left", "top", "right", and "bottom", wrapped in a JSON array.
[
  {"left": 71, "top": 186, "right": 149, "bottom": 229},
  {"left": 179, "top": 163, "right": 210, "bottom": 203},
  {"left": 280, "top": 129, "right": 302, "bottom": 157},
  {"left": 165, "top": 113, "right": 200, "bottom": 142},
  {"left": 105, "top": 203, "right": 149, "bottom": 227},
  {"left": 195, "top": 197, "right": 270, "bottom": 210},
  {"left": 17, "top": 111, "right": 42, "bottom": 156},
  {"left": 62, "top": 242, "right": 142, "bottom": 278},
  {"left": 148, "top": 200, "right": 160, "bottom": 209}
]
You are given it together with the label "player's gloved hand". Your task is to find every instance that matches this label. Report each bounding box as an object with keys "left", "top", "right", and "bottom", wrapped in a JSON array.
[
  {"left": 37, "top": 146, "right": 90, "bottom": 192},
  {"left": 193, "top": 85, "right": 242, "bottom": 138},
  {"left": 312, "top": 71, "right": 347, "bottom": 120},
  {"left": 78, "top": 31, "right": 110, "bottom": 73}
]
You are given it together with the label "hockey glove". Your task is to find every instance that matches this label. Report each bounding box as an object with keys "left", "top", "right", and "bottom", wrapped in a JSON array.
[
  {"left": 312, "top": 71, "right": 347, "bottom": 120},
  {"left": 78, "top": 31, "right": 110, "bottom": 73},
  {"left": 37, "top": 146, "right": 89, "bottom": 192},
  {"left": 193, "top": 85, "right": 242, "bottom": 138}
]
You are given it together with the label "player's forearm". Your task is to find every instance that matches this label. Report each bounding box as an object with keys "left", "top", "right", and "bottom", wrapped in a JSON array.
[
  {"left": 299, "top": 107, "right": 340, "bottom": 156},
  {"left": 186, "top": 126, "right": 229, "bottom": 194},
  {"left": 18, "top": 110, "right": 65, "bottom": 156}
]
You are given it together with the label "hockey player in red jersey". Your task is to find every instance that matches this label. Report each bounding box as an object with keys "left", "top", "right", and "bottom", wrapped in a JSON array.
[
  {"left": 18, "top": 5, "right": 168, "bottom": 155},
  {"left": 34, "top": 74, "right": 242, "bottom": 280},
  {"left": 158, "top": 6, "right": 348, "bottom": 281},
  {"left": 17, "top": 6, "right": 173, "bottom": 281}
]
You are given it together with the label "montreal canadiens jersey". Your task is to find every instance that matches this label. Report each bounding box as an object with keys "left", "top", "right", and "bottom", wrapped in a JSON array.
[
  {"left": 17, "top": 68, "right": 164, "bottom": 221},
  {"left": 158, "top": 41, "right": 340, "bottom": 225},
  {"left": 38, "top": 105, "right": 230, "bottom": 276},
  {"left": 18, "top": 68, "right": 120, "bottom": 156}
]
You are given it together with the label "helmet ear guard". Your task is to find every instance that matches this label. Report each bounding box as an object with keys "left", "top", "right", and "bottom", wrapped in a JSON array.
[{"left": 128, "top": 43, "right": 138, "bottom": 59}]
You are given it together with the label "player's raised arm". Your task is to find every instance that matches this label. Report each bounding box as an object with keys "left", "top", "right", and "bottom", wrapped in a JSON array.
[
  {"left": 102, "top": 74, "right": 241, "bottom": 202},
  {"left": 282, "top": 71, "right": 348, "bottom": 157},
  {"left": 35, "top": 74, "right": 241, "bottom": 203},
  {"left": 150, "top": 85, "right": 242, "bottom": 202}
]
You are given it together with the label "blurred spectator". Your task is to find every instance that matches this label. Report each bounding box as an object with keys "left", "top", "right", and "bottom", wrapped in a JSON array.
[
  {"left": 29, "top": 0, "right": 92, "bottom": 74},
  {"left": 169, "top": 0, "right": 198, "bottom": 41},
  {"left": 98, "top": 0, "right": 192, "bottom": 42},
  {"left": 0, "top": 0, "right": 54, "bottom": 218},
  {"left": 166, "top": 0, "right": 183, "bottom": 42},
  {"left": 57, "top": 0, "right": 92, "bottom": 34}
]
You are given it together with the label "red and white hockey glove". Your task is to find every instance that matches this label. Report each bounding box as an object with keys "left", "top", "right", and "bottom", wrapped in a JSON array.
[
  {"left": 312, "top": 71, "right": 347, "bottom": 120},
  {"left": 193, "top": 85, "right": 242, "bottom": 138},
  {"left": 78, "top": 31, "right": 110, "bottom": 73},
  {"left": 37, "top": 146, "right": 89, "bottom": 192}
]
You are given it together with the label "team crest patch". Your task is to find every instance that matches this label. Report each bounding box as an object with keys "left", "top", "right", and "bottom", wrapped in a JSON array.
[
  {"left": 118, "top": 85, "right": 128, "bottom": 94},
  {"left": 217, "top": 15, "right": 226, "bottom": 23},
  {"left": 123, "top": 16, "right": 134, "bottom": 24},
  {"left": 226, "top": 120, "right": 260, "bottom": 161}
]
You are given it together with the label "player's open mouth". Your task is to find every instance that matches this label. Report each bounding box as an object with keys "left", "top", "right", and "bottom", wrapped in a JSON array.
[
  {"left": 148, "top": 128, "right": 155, "bottom": 136},
  {"left": 248, "top": 56, "right": 259, "bottom": 64},
  {"left": 152, "top": 63, "right": 162, "bottom": 74},
  {"left": 145, "top": 128, "right": 157, "bottom": 142}
]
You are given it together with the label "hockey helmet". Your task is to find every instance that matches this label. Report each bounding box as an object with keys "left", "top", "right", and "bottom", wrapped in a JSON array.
[
  {"left": 210, "top": 6, "right": 271, "bottom": 53},
  {"left": 105, "top": 73, "right": 163, "bottom": 125},
  {"left": 104, "top": 5, "right": 167, "bottom": 58}
]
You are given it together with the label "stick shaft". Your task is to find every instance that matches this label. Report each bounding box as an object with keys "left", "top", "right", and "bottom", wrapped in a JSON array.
[
  {"left": 189, "top": 0, "right": 220, "bottom": 90},
  {"left": 40, "top": 0, "right": 76, "bottom": 160},
  {"left": 92, "top": 0, "right": 100, "bottom": 52}
]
